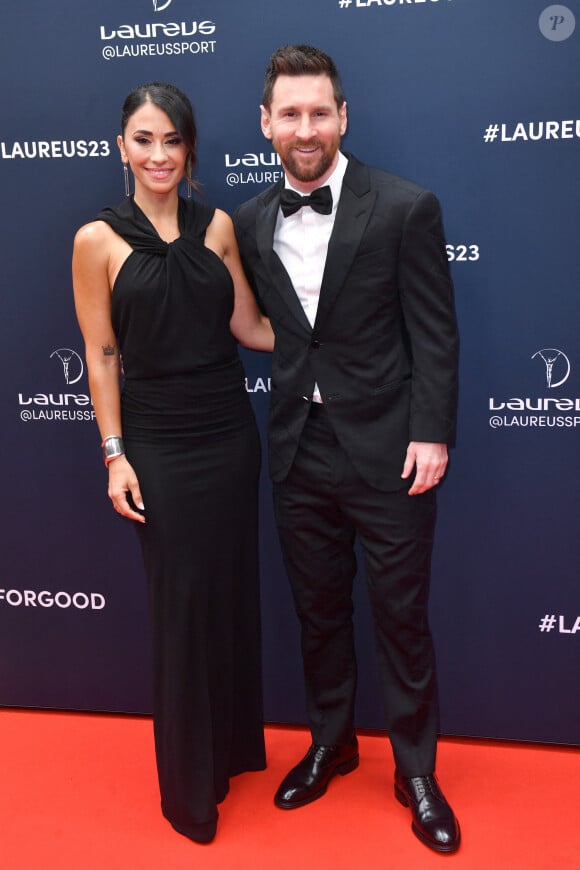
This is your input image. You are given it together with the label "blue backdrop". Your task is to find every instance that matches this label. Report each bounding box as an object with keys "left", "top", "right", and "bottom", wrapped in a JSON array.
[{"left": 1, "top": 0, "right": 579, "bottom": 744}]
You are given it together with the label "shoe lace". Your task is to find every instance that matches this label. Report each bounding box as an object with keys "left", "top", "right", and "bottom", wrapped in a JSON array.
[
  {"left": 408, "top": 775, "right": 439, "bottom": 801},
  {"left": 311, "top": 745, "right": 335, "bottom": 762}
]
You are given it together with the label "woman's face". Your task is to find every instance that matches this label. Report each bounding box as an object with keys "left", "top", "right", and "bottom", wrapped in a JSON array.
[{"left": 117, "top": 101, "right": 188, "bottom": 196}]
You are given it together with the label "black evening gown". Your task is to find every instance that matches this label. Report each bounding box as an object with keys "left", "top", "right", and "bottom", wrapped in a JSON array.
[{"left": 97, "top": 196, "right": 266, "bottom": 842}]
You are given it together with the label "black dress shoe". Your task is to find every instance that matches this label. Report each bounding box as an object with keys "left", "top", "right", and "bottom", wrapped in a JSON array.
[
  {"left": 274, "top": 738, "right": 359, "bottom": 809},
  {"left": 394, "top": 771, "right": 461, "bottom": 854}
]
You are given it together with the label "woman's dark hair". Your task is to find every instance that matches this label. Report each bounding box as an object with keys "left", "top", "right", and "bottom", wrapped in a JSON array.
[
  {"left": 121, "top": 81, "right": 198, "bottom": 189},
  {"left": 262, "top": 45, "right": 346, "bottom": 111}
]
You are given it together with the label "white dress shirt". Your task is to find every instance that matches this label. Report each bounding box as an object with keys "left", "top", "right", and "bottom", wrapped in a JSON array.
[{"left": 273, "top": 151, "right": 348, "bottom": 403}]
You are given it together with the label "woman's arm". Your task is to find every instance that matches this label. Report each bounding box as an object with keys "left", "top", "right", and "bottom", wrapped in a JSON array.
[
  {"left": 207, "top": 209, "right": 274, "bottom": 352},
  {"left": 72, "top": 222, "right": 145, "bottom": 523}
]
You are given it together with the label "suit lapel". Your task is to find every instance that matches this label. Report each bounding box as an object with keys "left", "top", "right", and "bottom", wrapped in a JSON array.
[
  {"left": 256, "top": 182, "right": 312, "bottom": 331},
  {"left": 315, "top": 156, "right": 377, "bottom": 328}
]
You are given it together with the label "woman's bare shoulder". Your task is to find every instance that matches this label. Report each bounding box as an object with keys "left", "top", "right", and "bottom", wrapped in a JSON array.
[{"left": 74, "top": 219, "right": 117, "bottom": 250}]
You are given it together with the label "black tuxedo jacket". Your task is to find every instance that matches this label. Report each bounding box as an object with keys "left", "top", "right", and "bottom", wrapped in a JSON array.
[{"left": 234, "top": 153, "right": 459, "bottom": 491}]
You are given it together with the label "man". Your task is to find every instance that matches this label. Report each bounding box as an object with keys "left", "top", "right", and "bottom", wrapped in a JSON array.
[{"left": 234, "top": 45, "right": 460, "bottom": 854}]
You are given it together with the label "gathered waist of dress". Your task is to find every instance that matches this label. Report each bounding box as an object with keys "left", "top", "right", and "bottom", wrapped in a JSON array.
[{"left": 121, "top": 358, "right": 254, "bottom": 438}]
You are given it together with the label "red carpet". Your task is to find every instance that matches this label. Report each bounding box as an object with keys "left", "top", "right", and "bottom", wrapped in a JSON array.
[{"left": 1, "top": 709, "right": 579, "bottom": 869}]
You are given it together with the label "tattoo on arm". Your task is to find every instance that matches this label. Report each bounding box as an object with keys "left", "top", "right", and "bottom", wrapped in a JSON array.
[{"left": 102, "top": 344, "right": 115, "bottom": 356}]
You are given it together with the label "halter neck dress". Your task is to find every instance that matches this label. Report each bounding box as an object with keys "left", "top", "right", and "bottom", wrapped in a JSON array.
[{"left": 97, "top": 195, "right": 266, "bottom": 842}]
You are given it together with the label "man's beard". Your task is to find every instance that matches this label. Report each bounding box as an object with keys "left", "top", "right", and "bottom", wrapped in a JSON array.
[{"left": 277, "top": 141, "right": 337, "bottom": 183}]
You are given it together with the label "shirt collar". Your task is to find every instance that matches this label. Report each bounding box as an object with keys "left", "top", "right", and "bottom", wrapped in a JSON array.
[{"left": 284, "top": 151, "right": 348, "bottom": 212}]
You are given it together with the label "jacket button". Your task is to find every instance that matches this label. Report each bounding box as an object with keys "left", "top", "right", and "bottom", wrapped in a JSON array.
[{"left": 311, "top": 340, "right": 321, "bottom": 350}]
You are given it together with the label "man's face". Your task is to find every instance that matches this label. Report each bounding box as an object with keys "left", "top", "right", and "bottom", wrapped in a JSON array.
[{"left": 261, "top": 74, "right": 347, "bottom": 192}]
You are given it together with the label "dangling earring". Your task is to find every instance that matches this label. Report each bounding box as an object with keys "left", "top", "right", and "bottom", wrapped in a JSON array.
[
  {"left": 123, "top": 163, "right": 130, "bottom": 197},
  {"left": 185, "top": 154, "right": 193, "bottom": 199}
]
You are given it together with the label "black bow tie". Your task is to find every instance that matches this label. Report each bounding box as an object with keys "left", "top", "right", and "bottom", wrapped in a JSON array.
[{"left": 279, "top": 186, "right": 333, "bottom": 218}]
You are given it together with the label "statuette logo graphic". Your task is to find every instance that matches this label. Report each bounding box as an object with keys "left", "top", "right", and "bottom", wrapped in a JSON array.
[
  {"left": 50, "top": 348, "right": 84, "bottom": 385},
  {"left": 531, "top": 348, "right": 570, "bottom": 389}
]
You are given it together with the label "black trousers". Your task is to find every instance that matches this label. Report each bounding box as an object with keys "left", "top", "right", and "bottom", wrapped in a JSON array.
[{"left": 273, "top": 404, "right": 439, "bottom": 777}]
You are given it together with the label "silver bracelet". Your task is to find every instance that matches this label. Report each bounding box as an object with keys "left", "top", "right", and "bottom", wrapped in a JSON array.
[{"left": 101, "top": 435, "right": 125, "bottom": 467}]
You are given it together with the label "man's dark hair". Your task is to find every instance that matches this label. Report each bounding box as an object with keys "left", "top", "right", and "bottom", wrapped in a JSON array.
[{"left": 262, "top": 45, "right": 346, "bottom": 110}]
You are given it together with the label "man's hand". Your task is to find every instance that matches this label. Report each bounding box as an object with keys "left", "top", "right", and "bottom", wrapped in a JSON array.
[{"left": 401, "top": 441, "right": 448, "bottom": 496}]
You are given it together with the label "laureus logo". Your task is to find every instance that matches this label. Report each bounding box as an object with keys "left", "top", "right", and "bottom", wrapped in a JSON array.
[
  {"left": 50, "top": 348, "right": 84, "bottom": 385},
  {"left": 531, "top": 348, "right": 570, "bottom": 389},
  {"left": 152, "top": 0, "right": 173, "bottom": 11}
]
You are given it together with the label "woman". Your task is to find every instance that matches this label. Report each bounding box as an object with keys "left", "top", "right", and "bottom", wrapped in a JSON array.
[{"left": 72, "top": 82, "right": 273, "bottom": 844}]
